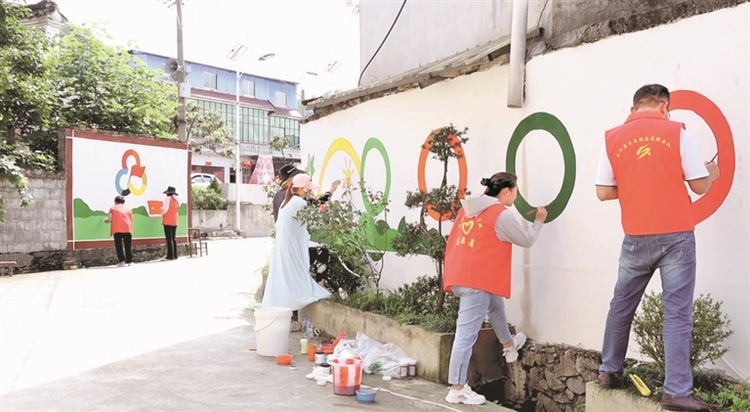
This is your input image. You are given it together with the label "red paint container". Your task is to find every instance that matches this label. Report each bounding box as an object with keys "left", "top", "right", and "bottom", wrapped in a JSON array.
[{"left": 330, "top": 358, "right": 363, "bottom": 396}]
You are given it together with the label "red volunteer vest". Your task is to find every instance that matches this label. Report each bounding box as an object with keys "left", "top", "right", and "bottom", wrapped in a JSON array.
[
  {"left": 162, "top": 197, "right": 179, "bottom": 226},
  {"left": 109, "top": 204, "right": 133, "bottom": 236},
  {"left": 605, "top": 111, "right": 694, "bottom": 235},
  {"left": 443, "top": 204, "right": 513, "bottom": 298}
]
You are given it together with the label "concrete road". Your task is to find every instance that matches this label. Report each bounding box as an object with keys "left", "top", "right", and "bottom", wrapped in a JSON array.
[{"left": 0, "top": 238, "right": 511, "bottom": 411}]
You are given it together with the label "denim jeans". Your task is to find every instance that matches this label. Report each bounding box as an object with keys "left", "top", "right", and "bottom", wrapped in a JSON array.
[
  {"left": 448, "top": 286, "right": 513, "bottom": 386},
  {"left": 600, "top": 231, "right": 697, "bottom": 397}
]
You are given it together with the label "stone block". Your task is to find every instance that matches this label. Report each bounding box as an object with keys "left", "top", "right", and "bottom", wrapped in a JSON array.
[
  {"left": 566, "top": 376, "right": 587, "bottom": 395},
  {"left": 575, "top": 353, "right": 601, "bottom": 382},
  {"left": 535, "top": 393, "right": 564, "bottom": 412},
  {"left": 559, "top": 350, "right": 578, "bottom": 376},
  {"left": 50, "top": 209, "right": 65, "bottom": 221},
  {"left": 545, "top": 368, "right": 566, "bottom": 391}
]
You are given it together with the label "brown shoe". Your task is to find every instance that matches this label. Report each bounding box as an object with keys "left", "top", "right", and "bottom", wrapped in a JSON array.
[
  {"left": 597, "top": 372, "right": 623, "bottom": 389},
  {"left": 661, "top": 394, "right": 719, "bottom": 411}
]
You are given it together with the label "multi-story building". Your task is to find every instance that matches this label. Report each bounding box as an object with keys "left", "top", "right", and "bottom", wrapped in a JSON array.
[{"left": 131, "top": 51, "right": 302, "bottom": 184}]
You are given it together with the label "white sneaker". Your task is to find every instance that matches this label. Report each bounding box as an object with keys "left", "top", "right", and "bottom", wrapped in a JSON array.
[
  {"left": 117, "top": 262, "right": 127, "bottom": 267},
  {"left": 503, "top": 332, "right": 527, "bottom": 363},
  {"left": 445, "top": 384, "right": 486, "bottom": 405}
]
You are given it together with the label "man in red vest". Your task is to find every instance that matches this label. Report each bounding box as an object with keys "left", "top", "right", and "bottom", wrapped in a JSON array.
[
  {"left": 443, "top": 172, "right": 547, "bottom": 405},
  {"left": 595, "top": 84, "right": 719, "bottom": 412},
  {"left": 105, "top": 195, "right": 133, "bottom": 267}
]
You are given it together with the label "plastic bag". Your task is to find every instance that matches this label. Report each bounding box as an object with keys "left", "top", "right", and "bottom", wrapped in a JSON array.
[{"left": 332, "top": 331, "right": 410, "bottom": 376}]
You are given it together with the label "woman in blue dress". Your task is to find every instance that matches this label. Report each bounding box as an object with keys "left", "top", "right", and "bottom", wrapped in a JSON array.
[{"left": 262, "top": 173, "right": 331, "bottom": 311}]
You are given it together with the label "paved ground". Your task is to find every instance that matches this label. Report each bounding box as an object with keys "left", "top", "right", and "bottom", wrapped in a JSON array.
[{"left": 0, "top": 238, "right": 511, "bottom": 411}]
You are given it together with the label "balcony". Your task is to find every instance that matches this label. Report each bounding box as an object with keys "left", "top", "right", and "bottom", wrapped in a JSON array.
[{"left": 239, "top": 142, "right": 301, "bottom": 160}]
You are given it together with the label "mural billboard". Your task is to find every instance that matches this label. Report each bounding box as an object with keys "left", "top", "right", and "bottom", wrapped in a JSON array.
[{"left": 65, "top": 130, "right": 191, "bottom": 249}]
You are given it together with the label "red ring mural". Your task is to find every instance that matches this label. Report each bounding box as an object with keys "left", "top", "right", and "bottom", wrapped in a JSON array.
[
  {"left": 670, "top": 90, "right": 736, "bottom": 224},
  {"left": 417, "top": 130, "right": 468, "bottom": 221}
]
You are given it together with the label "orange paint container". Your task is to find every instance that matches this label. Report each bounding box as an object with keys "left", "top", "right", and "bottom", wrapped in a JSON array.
[{"left": 308, "top": 344, "right": 316, "bottom": 362}]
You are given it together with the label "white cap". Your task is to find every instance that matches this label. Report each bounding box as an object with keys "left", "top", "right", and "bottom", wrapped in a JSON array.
[{"left": 291, "top": 173, "right": 319, "bottom": 190}]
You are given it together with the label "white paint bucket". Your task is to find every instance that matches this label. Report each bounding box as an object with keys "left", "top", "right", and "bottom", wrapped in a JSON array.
[{"left": 253, "top": 306, "right": 292, "bottom": 356}]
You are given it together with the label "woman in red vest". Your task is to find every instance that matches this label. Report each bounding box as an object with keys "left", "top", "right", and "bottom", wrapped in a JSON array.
[
  {"left": 105, "top": 195, "right": 134, "bottom": 267},
  {"left": 161, "top": 186, "right": 180, "bottom": 260},
  {"left": 443, "top": 172, "right": 547, "bottom": 405}
]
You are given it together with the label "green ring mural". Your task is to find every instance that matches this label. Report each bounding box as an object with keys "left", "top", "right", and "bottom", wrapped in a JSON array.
[
  {"left": 360, "top": 137, "right": 392, "bottom": 216},
  {"left": 506, "top": 112, "right": 576, "bottom": 223}
]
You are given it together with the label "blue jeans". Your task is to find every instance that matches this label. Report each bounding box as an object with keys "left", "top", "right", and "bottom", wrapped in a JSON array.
[
  {"left": 448, "top": 286, "right": 513, "bottom": 386},
  {"left": 600, "top": 231, "right": 697, "bottom": 397}
]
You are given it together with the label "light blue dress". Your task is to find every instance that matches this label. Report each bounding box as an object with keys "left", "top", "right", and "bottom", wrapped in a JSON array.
[{"left": 262, "top": 195, "right": 331, "bottom": 310}]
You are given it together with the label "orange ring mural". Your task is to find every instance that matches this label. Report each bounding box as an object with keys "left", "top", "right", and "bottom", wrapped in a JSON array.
[
  {"left": 417, "top": 130, "right": 468, "bottom": 221},
  {"left": 670, "top": 90, "right": 736, "bottom": 224}
]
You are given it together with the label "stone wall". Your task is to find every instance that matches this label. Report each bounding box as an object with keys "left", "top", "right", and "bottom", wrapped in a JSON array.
[
  {"left": 1, "top": 243, "right": 190, "bottom": 274},
  {"left": 479, "top": 343, "right": 601, "bottom": 412},
  {"left": 0, "top": 170, "right": 67, "bottom": 254}
]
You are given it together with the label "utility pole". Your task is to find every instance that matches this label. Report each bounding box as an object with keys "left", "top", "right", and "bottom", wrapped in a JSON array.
[{"left": 175, "top": 0, "right": 187, "bottom": 142}]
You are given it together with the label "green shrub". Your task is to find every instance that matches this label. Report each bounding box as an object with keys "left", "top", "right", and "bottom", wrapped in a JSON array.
[
  {"left": 339, "top": 275, "right": 461, "bottom": 333},
  {"left": 191, "top": 178, "right": 227, "bottom": 210},
  {"left": 632, "top": 292, "right": 733, "bottom": 372},
  {"left": 697, "top": 383, "right": 750, "bottom": 412}
]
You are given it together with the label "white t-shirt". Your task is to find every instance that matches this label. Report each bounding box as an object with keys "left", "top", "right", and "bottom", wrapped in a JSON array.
[{"left": 595, "top": 128, "right": 709, "bottom": 186}]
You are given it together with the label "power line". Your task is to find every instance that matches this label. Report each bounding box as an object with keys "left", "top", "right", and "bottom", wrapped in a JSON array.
[{"left": 358, "top": 0, "right": 407, "bottom": 87}]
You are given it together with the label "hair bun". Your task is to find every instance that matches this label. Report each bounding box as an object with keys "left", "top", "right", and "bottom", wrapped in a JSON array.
[{"left": 480, "top": 178, "right": 490, "bottom": 186}]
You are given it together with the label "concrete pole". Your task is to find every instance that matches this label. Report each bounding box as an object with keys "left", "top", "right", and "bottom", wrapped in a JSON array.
[
  {"left": 235, "top": 69, "right": 242, "bottom": 234},
  {"left": 508, "top": 0, "right": 528, "bottom": 108},
  {"left": 175, "top": 0, "right": 187, "bottom": 141}
]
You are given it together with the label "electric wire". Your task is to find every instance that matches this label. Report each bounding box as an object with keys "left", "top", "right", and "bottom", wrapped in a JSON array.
[
  {"left": 525, "top": 0, "right": 550, "bottom": 59},
  {"left": 357, "top": 0, "right": 408, "bottom": 87}
]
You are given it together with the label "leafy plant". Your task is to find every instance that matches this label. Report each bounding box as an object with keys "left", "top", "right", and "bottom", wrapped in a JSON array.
[
  {"left": 184, "top": 101, "right": 234, "bottom": 158},
  {"left": 191, "top": 178, "right": 227, "bottom": 210},
  {"left": 0, "top": 1, "right": 56, "bottom": 221},
  {"left": 632, "top": 292, "right": 733, "bottom": 372},
  {"left": 269, "top": 135, "right": 291, "bottom": 161},
  {"left": 696, "top": 383, "right": 750, "bottom": 412},
  {"left": 338, "top": 275, "right": 461, "bottom": 333},
  {"left": 626, "top": 362, "right": 744, "bottom": 408},
  {"left": 391, "top": 125, "right": 469, "bottom": 312},
  {"left": 48, "top": 24, "right": 176, "bottom": 138},
  {"left": 296, "top": 180, "right": 389, "bottom": 290}
]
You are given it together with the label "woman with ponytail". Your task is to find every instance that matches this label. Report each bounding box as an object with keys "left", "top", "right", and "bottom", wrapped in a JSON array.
[{"left": 443, "top": 172, "right": 547, "bottom": 405}]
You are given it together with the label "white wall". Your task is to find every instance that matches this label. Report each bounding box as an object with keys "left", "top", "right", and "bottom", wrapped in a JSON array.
[{"left": 304, "top": 5, "right": 750, "bottom": 380}]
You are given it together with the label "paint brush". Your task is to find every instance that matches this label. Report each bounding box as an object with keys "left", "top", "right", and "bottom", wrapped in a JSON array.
[
  {"left": 709, "top": 152, "right": 718, "bottom": 163},
  {"left": 525, "top": 206, "right": 548, "bottom": 216}
]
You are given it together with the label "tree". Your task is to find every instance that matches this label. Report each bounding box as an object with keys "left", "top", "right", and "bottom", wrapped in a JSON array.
[
  {"left": 391, "top": 125, "right": 469, "bottom": 312},
  {"left": 184, "top": 101, "right": 234, "bottom": 158},
  {"left": 269, "top": 135, "right": 291, "bottom": 162},
  {"left": 48, "top": 25, "right": 176, "bottom": 138},
  {"left": 0, "top": 0, "right": 56, "bottom": 221}
]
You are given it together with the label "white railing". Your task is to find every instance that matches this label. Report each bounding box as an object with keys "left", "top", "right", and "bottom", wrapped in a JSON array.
[{"left": 239, "top": 142, "right": 301, "bottom": 159}]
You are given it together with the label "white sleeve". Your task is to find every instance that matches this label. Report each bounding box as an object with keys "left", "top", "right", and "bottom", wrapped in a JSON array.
[
  {"left": 680, "top": 129, "right": 710, "bottom": 181},
  {"left": 161, "top": 198, "right": 169, "bottom": 216},
  {"left": 595, "top": 144, "right": 617, "bottom": 186},
  {"left": 494, "top": 209, "right": 543, "bottom": 248}
]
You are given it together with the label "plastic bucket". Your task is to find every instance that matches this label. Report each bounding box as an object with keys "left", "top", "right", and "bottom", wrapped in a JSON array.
[
  {"left": 330, "top": 358, "right": 363, "bottom": 396},
  {"left": 253, "top": 307, "right": 292, "bottom": 356}
]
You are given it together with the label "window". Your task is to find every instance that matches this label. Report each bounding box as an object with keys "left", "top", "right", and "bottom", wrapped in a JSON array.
[
  {"left": 275, "top": 91, "right": 287, "bottom": 107},
  {"left": 242, "top": 80, "right": 255, "bottom": 97},
  {"left": 203, "top": 72, "right": 217, "bottom": 89}
]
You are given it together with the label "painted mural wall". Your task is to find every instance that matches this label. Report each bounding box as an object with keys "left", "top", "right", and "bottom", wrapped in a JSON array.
[
  {"left": 302, "top": 5, "right": 749, "bottom": 380},
  {"left": 66, "top": 130, "right": 190, "bottom": 249}
]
